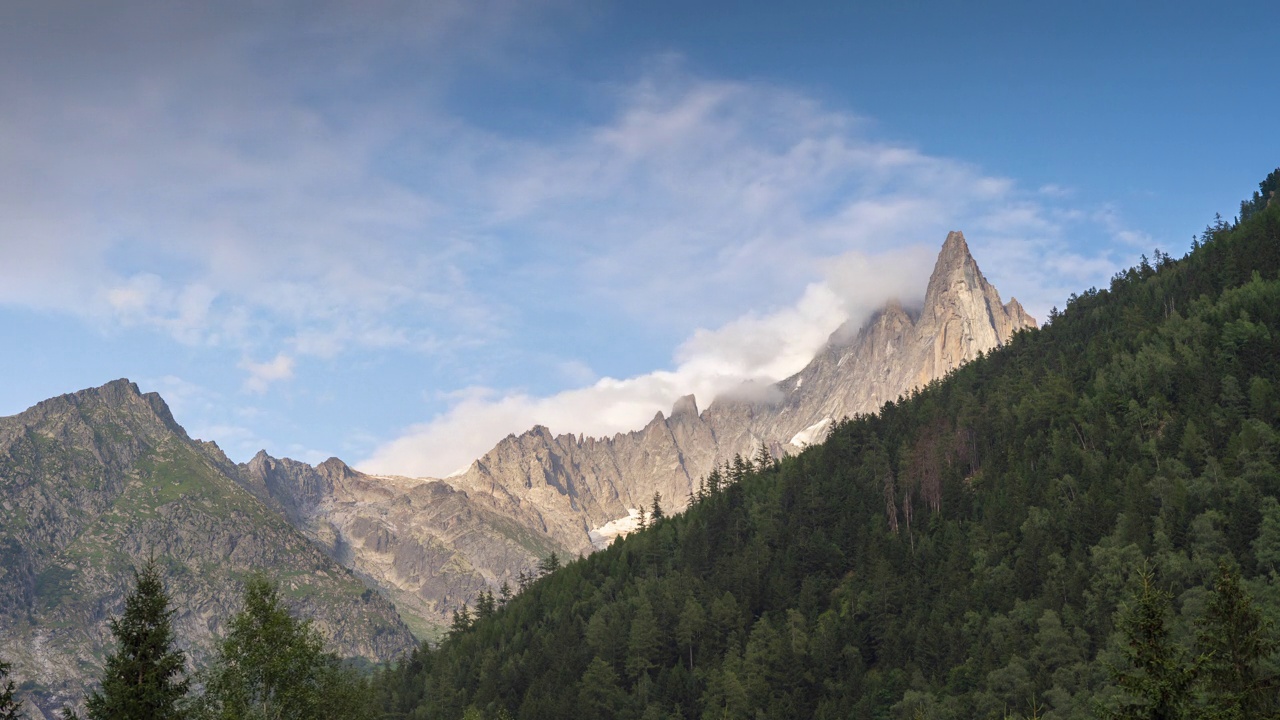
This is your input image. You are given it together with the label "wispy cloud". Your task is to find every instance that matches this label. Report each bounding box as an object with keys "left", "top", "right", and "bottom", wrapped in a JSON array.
[
  {"left": 358, "top": 69, "right": 1135, "bottom": 477},
  {"left": 2, "top": 3, "right": 1143, "bottom": 474},
  {"left": 240, "top": 354, "right": 296, "bottom": 394}
]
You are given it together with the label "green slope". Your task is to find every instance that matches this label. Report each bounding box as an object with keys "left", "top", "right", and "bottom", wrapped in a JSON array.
[{"left": 376, "top": 169, "right": 1280, "bottom": 720}]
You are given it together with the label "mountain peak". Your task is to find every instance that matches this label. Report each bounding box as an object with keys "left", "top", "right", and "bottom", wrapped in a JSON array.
[
  {"left": 933, "top": 231, "right": 977, "bottom": 280},
  {"left": 939, "top": 229, "right": 971, "bottom": 260},
  {"left": 671, "top": 394, "right": 699, "bottom": 419},
  {"left": 923, "top": 230, "right": 989, "bottom": 309}
]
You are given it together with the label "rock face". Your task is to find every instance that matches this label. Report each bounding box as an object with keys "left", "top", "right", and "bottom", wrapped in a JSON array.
[
  {"left": 0, "top": 380, "right": 416, "bottom": 716},
  {"left": 0, "top": 232, "right": 1035, "bottom": 703},
  {"left": 243, "top": 232, "right": 1034, "bottom": 638},
  {"left": 437, "top": 231, "right": 1036, "bottom": 555},
  {"left": 236, "top": 452, "right": 559, "bottom": 640}
]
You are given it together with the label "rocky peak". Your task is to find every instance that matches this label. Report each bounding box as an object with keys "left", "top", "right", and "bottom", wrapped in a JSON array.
[
  {"left": 670, "top": 394, "right": 699, "bottom": 419},
  {"left": 923, "top": 231, "right": 984, "bottom": 310},
  {"left": 19, "top": 378, "right": 183, "bottom": 435},
  {"left": 317, "top": 456, "right": 356, "bottom": 482}
]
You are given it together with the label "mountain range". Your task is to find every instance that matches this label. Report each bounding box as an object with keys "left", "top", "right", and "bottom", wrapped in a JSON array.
[
  {"left": 0, "top": 230, "right": 1032, "bottom": 712},
  {"left": 267, "top": 230, "right": 1034, "bottom": 631}
]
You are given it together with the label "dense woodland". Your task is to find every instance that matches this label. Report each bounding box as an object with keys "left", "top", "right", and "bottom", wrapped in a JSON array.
[
  {"left": 2, "top": 169, "right": 1277, "bottom": 719},
  {"left": 372, "top": 169, "right": 1280, "bottom": 719}
]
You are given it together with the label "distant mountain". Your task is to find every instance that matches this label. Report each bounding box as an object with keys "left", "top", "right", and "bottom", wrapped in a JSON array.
[
  {"left": 235, "top": 451, "right": 559, "bottom": 640},
  {"left": 441, "top": 230, "right": 1035, "bottom": 554},
  {"left": 0, "top": 380, "right": 415, "bottom": 717},
  {"left": 249, "top": 231, "right": 1033, "bottom": 636}
]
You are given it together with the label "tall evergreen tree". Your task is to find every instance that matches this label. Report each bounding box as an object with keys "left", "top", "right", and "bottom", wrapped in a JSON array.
[
  {"left": 626, "top": 598, "right": 660, "bottom": 681},
  {"left": 86, "top": 557, "right": 189, "bottom": 720},
  {"left": 537, "top": 552, "right": 561, "bottom": 577},
  {"left": 1105, "top": 569, "right": 1196, "bottom": 720},
  {"left": 578, "top": 657, "right": 625, "bottom": 719},
  {"left": 1195, "top": 562, "right": 1278, "bottom": 719},
  {"left": 0, "top": 658, "right": 23, "bottom": 720}
]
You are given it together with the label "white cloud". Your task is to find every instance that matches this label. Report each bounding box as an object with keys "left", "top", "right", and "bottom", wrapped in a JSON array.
[
  {"left": 240, "top": 354, "right": 296, "bottom": 394},
  {"left": 357, "top": 68, "right": 1137, "bottom": 478},
  {"left": 1, "top": 3, "right": 1143, "bottom": 474},
  {"left": 359, "top": 246, "right": 929, "bottom": 477}
]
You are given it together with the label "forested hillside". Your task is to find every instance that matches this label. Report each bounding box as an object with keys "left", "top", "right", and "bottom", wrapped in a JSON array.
[{"left": 375, "top": 169, "right": 1280, "bottom": 720}]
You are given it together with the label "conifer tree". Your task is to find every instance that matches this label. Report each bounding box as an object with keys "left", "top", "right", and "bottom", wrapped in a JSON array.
[
  {"left": 753, "top": 443, "right": 774, "bottom": 472},
  {"left": 675, "top": 598, "right": 705, "bottom": 672},
  {"left": 537, "top": 552, "right": 561, "bottom": 576},
  {"left": 626, "top": 598, "right": 660, "bottom": 681},
  {"left": 0, "top": 658, "right": 23, "bottom": 720},
  {"left": 1195, "top": 561, "right": 1278, "bottom": 718},
  {"left": 450, "top": 606, "right": 473, "bottom": 636},
  {"left": 86, "top": 557, "right": 189, "bottom": 720},
  {"left": 650, "top": 493, "right": 663, "bottom": 522},
  {"left": 1105, "top": 569, "right": 1195, "bottom": 720},
  {"left": 578, "top": 657, "right": 625, "bottom": 719},
  {"left": 475, "top": 591, "right": 496, "bottom": 619}
]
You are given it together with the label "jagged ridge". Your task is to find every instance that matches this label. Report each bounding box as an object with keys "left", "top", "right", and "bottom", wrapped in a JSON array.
[{"left": 0, "top": 380, "right": 416, "bottom": 716}]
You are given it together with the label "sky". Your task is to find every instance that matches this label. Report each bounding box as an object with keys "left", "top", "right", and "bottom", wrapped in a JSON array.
[{"left": 2, "top": 0, "right": 1277, "bottom": 477}]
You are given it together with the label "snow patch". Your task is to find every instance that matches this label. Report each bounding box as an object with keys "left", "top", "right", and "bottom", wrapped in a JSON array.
[
  {"left": 588, "top": 508, "right": 643, "bottom": 550},
  {"left": 794, "top": 376, "right": 803, "bottom": 390},
  {"left": 789, "top": 417, "right": 834, "bottom": 448}
]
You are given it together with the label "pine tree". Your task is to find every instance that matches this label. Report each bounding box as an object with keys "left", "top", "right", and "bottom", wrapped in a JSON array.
[
  {"left": 450, "top": 606, "right": 473, "bottom": 636},
  {"left": 0, "top": 658, "right": 23, "bottom": 720},
  {"left": 752, "top": 443, "right": 774, "bottom": 472},
  {"left": 498, "top": 581, "right": 512, "bottom": 605},
  {"left": 675, "top": 598, "right": 705, "bottom": 672},
  {"left": 578, "top": 657, "right": 625, "bottom": 719},
  {"left": 1194, "top": 561, "right": 1278, "bottom": 719},
  {"left": 650, "top": 493, "right": 664, "bottom": 522},
  {"left": 1105, "top": 568, "right": 1196, "bottom": 720},
  {"left": 626, "top": 598, "right": 660, "bottom": 681},
  {"left": 537, "top": 552, "right": 561, "bottom": 577},
  {"left": 475, "top": 591, "right": 496, "bottom": 620},
  {"left": 86, "top": 557, "right": 189, "bottom": 720}
]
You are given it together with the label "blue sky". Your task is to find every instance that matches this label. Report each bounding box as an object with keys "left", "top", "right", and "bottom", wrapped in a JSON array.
[{"left": 1, "top": 0, "right": 1276, "bottom": 476}]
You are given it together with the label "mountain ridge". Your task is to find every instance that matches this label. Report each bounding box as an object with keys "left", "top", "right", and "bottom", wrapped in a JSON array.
[
  {"left": 240, "top": 230, "right": 1034, "bottom": 633},
  {"left": 0, "top": 380, "right": 416, "bottom": 716}
]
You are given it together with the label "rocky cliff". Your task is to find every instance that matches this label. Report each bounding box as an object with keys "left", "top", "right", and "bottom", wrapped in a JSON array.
[
  {"left": 236, "top": 452, "right": 559, "bottom": 640},
  {"left": 257, "top": 231, "right": 1034, "bottom": 633},
  {"left": 0, "top": 380, "right": 416, "bottom": 716},
  {"left": 437, "top": 231, "right": 1036, "bottom": 555}
]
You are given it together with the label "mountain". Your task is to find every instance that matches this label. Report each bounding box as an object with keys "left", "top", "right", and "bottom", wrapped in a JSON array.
[
  {"left": 440, "top": 230, "right": 1035, "bottom": 554},
  {"left": 0, "top": 380, "right": 416, "bottom": 716},
  {"left": 373, "top": 170, "right": 1280, "bottom": 719},
  {"left": 235, "top": 452, "right": 559, "bottom": 640},
  {"left": 244, "top": 231, "right": 1033, "bottom": 637}
]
